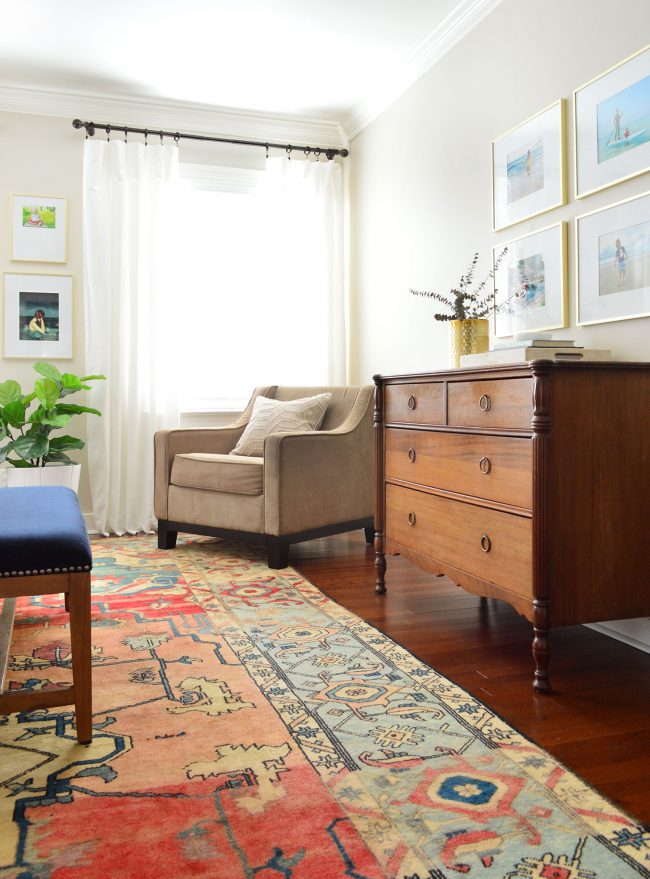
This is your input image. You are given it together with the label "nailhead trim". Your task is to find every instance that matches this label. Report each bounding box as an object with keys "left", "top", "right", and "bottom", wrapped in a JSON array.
[{"left": 1, "top": 564, "right": 92, "bottom": 577}]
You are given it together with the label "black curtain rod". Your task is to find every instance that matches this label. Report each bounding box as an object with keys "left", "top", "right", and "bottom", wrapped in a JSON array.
[{"left": 72, "top": 119, "right": 349, "bottom": 160}]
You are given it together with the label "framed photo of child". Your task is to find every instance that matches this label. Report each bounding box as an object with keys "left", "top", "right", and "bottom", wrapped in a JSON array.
[
  {"left": 492, "top": 100, "right": 566, "bottom": 231},
  {"left": 11, "top": 195, "right": 68, "bottom": 263},
  {"left": 3, "top": 273, "right": 73, "bottom": 358},
  {"left": 493, "top": 222, "right": 568, "bottom": 338},
  {"left": 574, "top": 44, "right": 650, "bottom": 198},
  {"left": 576, "top": 190, "right": 650, "bottom": 326}
]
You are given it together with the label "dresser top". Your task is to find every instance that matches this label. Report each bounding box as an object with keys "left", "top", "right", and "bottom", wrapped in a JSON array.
[{"left": 374, "top": 361, "right": 650, "bottom": 383}]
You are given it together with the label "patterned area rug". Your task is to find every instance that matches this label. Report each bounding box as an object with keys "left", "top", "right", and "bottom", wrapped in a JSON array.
[{"left": 1, "top": 536, "right": 649, "bottom": 879}]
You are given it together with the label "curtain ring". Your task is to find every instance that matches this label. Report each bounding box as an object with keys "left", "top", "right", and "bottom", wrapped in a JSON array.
[
  {"left": 314, "top": 148, "right": 321, "bottom": 160},
  {"left": 174, "top": 132, "right": 180, "bottom": 146},
  {"left": 124, "top": 125, "right": 128, "bottom": 143},
  {"left": 144, "top": 129, "right": 148, "bottom": 146},
  {"left": 160, "top": 130, "right": 164, "bottom": 146},
  {"left": 304, "top": 147, "right": 310, "bottom": 157},
  {"left": 286, "top": 146, "right": 292, "bottom": 160},
  {"left": 265, "top": 143, "right": 269, "bottom": 159},
  {"left": 106, "top": 124, "right": 111, "bottom": 142}
]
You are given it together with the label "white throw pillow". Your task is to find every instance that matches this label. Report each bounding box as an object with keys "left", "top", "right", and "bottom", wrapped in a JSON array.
[{"left": 231, "top": 393, "right": 332, "bottom": 457}]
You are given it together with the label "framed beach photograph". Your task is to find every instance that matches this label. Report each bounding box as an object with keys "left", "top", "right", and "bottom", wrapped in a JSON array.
[
  {"left": 574, "top": 44, "right": 650, "bottom": 198},
  {"left": 576, "top": 190, "right": 650, "bottom": 326},
  {"left": 3, "top": 273, "right": 73, "bottom": 358},
  {"left": 492, "top": 99, "right": 566, "bottom": 231},
  {"left": 11, "top": 195, "right": 67, "bottom": 263},
  {"left": 493, "top": 222, "right": 567, "bottom": 338}
]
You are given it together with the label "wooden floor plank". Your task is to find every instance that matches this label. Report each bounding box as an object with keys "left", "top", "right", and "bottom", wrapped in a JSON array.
[{"left": 290, "top": 531, "right": 650, "bottom": 825}]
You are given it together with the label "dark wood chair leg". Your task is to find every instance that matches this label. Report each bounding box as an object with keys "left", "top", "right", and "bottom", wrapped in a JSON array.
[
  {"left": 158, "top": 520, "right": 178, "bottom": 550},
  {"left": 68, "top": 572, "right": 93, "bottom": 744},
  {"left": 267, "top": 537, "right": 290, "bottom": 569},
  {"left": 364, "top": 526, "right": 375, "bottom": 544}
]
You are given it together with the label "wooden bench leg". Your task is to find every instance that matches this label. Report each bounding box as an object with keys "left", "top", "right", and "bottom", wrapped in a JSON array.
[{"left": 68, "top": 572, "right": 92, "bottom": 744}]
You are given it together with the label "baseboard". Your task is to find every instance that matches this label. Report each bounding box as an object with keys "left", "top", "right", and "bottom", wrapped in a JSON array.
[{"left": 586, "top": 622, "right": 650, "bottom": 654}]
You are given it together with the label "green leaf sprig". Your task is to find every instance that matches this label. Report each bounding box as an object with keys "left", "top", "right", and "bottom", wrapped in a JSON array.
[{"left": 0, "top": 362, "right": 105, "bottom": 467}]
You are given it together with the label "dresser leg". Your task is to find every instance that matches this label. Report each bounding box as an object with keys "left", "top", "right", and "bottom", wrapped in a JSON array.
[
  {"left": 374, "top": 531, "right": 387, "bottom": 594},
  {"left": 532, "top": 599, "right": 551, "bottom": 693}
]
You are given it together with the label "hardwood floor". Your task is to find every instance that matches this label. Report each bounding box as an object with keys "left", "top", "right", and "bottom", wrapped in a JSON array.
[{"left": 290, "top": 530, "right": 650, "bottom": 826}]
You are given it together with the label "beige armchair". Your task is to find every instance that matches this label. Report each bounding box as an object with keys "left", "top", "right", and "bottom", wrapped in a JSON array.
[{"left": 154, "top": 385, "right": 374, "bottom": 568}]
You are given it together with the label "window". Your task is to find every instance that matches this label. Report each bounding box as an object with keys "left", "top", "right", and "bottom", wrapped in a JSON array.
[{"left": 174, "top": 163, "right": 334, "bottom": 412}]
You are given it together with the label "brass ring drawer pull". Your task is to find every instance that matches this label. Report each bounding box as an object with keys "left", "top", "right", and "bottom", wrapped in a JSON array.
[
  {"left": 479, "top": 456, "right": 491, "bottom": 474},
  {"left": 480, "top": 533, "right": 491, "bottom": 552},
  {"left": 408, "top": 447, "right": 416, "bottom": 462},
  {"left": 408, "top": 511, "right": 416, "bottom": 526},
  {"left": 407, "top": 394, "right": 416, "bottom": 410},
  {"left": 479, "top": 393, "right": 491, "bottom": 412}
]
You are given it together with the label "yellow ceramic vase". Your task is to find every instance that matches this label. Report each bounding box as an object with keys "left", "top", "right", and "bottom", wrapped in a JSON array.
[{"left": 449, "top": 319, "right": 489, "bottom": 368}]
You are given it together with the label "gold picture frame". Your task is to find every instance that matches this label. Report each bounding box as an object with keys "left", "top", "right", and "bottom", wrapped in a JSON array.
[
  {"left": 3, "top": 272, "right": 74, "bottom": 359},
  {"left": 491, "top": 99, "right": 567, "bottom": 232},
  {"left": 576, "top": 189, "right": 650, "bottom": 326},
  {"left": 10, "top": 195, "right": 68, "bottom": 263},
  {"left": 574, "top": 43, "right": 650, "bottom": 199},
  {"left": 493, "top": 222, "right": 568, "bottom": 338}
]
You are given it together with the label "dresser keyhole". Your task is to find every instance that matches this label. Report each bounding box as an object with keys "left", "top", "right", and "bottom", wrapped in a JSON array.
[
  {"left": 479, "top": 394, "right": 491, "bottom": 412},
  {"left": 407, "top": 395, "right": 416, "bottom": 410},
  {"left": 480, "top": 534, "right": 491, "bottom": 552},
  {"left": 408, "top": 448, "right": 416, "bottom": 462},
  {"left": 479, "top": 456, "right": 491, "bottom": 474},
  {"left": 408, "top": 511, "right": 416, "bottom": 526}
]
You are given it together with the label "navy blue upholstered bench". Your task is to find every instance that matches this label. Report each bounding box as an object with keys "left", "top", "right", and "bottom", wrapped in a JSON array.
[{"left": 0, "top": 486, "right": 93, "bottom": 743}]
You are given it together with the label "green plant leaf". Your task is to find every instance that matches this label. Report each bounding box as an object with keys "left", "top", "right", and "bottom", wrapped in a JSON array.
[
  {"left": 8, "top": 457, "right": 33, "bottom": 468},
  {"left": 80, "top": 374, "right": 106, "bottom": 382},
  {"left": 37, "top": 412, "right": 73, "bottom": 428},
  {"left": 13, "top": 434, "right": 49, "bottom": 461},
  {"left": 0, "top": 380, "right": 22, "bottom": 406},
  {"left": 0, "top": 441, "right": 14, "bottom": 464},
  {"left": 55, "top": 403, "right": 101, "bottom": 417},
  {"left": 34, "top": 378, "right": 61, "bottom": 411},
  {"left": 49, "top": 435, "right": 85, "bottom": 451},
  {"left": 3, "top": 400, "right": 27, "bottom": 427},
  {"left": 44, "top": 450, "right": 74, "bottom": 464},
  {"left": 34, "top": 362, "right": 63, "bottom": 382}
]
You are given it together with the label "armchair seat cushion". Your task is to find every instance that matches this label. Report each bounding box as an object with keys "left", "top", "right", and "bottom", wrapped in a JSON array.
[{"left": 171, "top": 453, "right": 264, "bottom": 496}]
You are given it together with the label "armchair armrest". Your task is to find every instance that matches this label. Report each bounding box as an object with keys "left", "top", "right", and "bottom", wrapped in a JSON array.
[
  {"left": 263, "top": 393, "right": 373, "bottom": 536},
  {"left": 154, "top": 425, "right": 245, "bottom": 519}
]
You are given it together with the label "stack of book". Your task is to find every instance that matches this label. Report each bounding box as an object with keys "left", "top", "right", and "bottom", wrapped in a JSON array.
[{"left": 460, "top": 337, "right": 611, "bottom": 367}]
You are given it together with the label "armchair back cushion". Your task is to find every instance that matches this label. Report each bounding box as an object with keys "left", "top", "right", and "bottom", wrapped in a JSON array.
[{"left": 230, "top": 392, "right": 331, "bottom": 457}]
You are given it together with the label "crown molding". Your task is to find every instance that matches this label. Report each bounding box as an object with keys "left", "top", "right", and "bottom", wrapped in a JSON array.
[
  {"left": 343, "top": 0, "right": 504, "bottom": 140},
  {"left": 0, "top": 85, "right": 348, "bottom": 149}
]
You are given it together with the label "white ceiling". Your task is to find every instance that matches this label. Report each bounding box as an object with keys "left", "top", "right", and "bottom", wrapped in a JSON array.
[{"left": 0, "top": 0, "right": 500, "bottom": 139}]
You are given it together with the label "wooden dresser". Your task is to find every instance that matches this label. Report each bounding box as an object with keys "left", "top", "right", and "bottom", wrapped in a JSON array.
[{"left": 373, "top": 361, "right": 650, "bottom": 691}]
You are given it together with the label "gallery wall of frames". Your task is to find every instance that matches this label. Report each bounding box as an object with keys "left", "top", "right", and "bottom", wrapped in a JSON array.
[
  {"left": 3, "top": 194, "right": 72, "bottom": 359},
  {"left": 491, "top": 42, "right": 650, "bottom": 337}
]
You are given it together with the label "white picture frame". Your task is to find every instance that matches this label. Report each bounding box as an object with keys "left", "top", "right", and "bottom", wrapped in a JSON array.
[
  {"left": 3, "top": 273, "right": 73, "bottom": 359},
  {"left": 11, "top": 195, "right": 68, "bottom": 263},
  {"left": 576, "top": 189, "right": 650, "bottom": 326},
  {"left": 574, "top": 43, "right": 650, "bottom": 199},
  {"left": 492, "top": 99, "right": 566, "bottom": 231},
  {"left": 493, "top": 222, "right": 568, "bottom": 338}
]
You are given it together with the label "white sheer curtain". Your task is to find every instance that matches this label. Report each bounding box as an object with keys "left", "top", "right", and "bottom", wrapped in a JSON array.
[
  {"left": 83, "top": 139, "right": 180, "bottom": 535},
  {"left": 263, "top": 156, "right": 347, "bottom": 384}
]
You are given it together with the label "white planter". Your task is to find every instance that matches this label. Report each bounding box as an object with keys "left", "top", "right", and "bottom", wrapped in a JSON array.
[{"left": 0, "top": 462, "right": 81, "bottom": 493}]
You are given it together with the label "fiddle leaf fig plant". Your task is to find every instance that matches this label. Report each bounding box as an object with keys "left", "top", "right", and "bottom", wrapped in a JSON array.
[{"left": 0, "top": 361, "right": 105, "bottom": 468}]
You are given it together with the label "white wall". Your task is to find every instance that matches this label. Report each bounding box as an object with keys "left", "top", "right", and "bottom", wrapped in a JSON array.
[
  {"left": 350, "top": 0, "right": 650, "bottom": 381},
  {"left": 349, "top": 0, "right": 650, "bottom": 650}
]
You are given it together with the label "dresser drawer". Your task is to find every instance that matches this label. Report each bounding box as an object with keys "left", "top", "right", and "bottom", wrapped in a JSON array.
[
  {"left": 384, "top": 382, "right": 444, "bottom": 425},
  {"left": 385, "top": 483, "right": 532, "bottom": 598},
  {"left": 385, "top": 428, "right": 532, "bottom": 509},
  {"left": 448, "top": 378, "right": 532, "bottom": 430}
]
